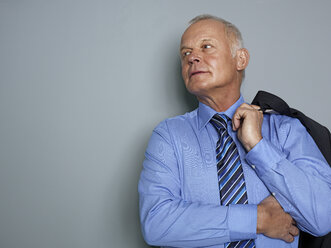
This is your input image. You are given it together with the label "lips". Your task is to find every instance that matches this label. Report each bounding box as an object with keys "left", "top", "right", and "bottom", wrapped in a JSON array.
[{"left": 189, "top": 70, "right": 208, "bottom": 78}]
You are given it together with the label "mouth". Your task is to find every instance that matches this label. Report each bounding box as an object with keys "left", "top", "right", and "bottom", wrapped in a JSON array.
[{"left": 189, "top": 71, "right": 208, "bottom": 78}]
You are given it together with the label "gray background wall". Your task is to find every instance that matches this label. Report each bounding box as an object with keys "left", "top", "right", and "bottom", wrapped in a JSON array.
[{"left": 1, "top": 0, "right": 330, "bottom": 247}]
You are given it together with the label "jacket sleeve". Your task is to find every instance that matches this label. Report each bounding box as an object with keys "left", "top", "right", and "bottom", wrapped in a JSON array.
[
  {"left": 138, "top": 120, "right": 257, "bottom": 247},
  {"left": 245, "top": 117, "right": 331, "bottom": 237}
]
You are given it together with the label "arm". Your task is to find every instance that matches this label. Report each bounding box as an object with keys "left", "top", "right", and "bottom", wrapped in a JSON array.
[
  {"left": 138, "top": 120, "right": 257, "bottom": 247},
  {"left": 233, "top": 103, "right": 331, "bottom": 236}
]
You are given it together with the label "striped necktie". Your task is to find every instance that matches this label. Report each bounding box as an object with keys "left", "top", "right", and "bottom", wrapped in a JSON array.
[{"left": 210, "top": 114, "right": 255, "bottom": 248}]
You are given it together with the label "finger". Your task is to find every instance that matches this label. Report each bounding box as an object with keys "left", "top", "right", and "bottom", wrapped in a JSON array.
[
  {"left": 250, "top": 104, "right": 260, "bottom": 109},
  {"left": 237, "top": 104, "right": 263, "bottom": 116},
  {"left": 250, "top": 105, "right": 265, "bottom": 116},
  {"left": 284, "top": 234, "right": 295, "bottom": 243},
  {"left": 250, "top": 105, "right": 263, "bottom": 111},
  {"left": 289, "top": 226, "right": 299, "bottom": 236},
  {"left": 250, "top": 104, "right": 259, "bottom": 109}
]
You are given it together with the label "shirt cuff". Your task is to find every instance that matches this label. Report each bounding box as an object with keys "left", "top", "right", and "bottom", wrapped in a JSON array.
[
  {"left": 245, "top": 138, "right": 286, "bottom": 177},
  {"left": 228, "top": 204, "right": 257, "bottom": 241}
]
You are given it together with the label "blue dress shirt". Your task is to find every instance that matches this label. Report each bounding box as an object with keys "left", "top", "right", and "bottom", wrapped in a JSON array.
[{"left": 138, "top": 95, "right": 331, "bottom": 248}]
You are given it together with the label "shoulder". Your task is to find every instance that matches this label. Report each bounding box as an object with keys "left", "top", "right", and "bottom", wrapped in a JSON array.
[
  {"left": 263, "top": 113, "right": 310, "bottom": 149},
  {"left": 146, "top": 109, "right": 198, "bottom": 155},
  {"left": 264, "top": 113, "right": 306, "bottom": 133},
  {"left": 154, "top": 109, "right": 198, "bottom": 135}
]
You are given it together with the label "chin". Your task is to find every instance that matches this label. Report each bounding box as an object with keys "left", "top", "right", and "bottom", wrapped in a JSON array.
[
  {"left": 186, "top": 84, "right": 212, "bottom": 97},
  {"left": 187, "top": 78, "right": 212, "bottom": 90}
]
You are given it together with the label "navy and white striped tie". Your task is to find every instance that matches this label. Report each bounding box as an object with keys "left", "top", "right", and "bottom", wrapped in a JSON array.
[{"left": 210, "top": 114, "right": 255, "bottom": 248}]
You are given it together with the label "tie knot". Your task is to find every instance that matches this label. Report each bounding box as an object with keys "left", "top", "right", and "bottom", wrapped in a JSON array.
[{"left": 210, "top": 114, "right": 229, "bottom": 131}]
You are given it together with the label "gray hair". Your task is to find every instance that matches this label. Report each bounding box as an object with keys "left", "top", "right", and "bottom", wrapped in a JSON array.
[{"left": 189, "top": 14, "right": 244, "bottom": 57}]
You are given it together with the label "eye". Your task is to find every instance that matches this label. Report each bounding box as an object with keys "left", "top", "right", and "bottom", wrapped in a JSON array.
[
  {"left": 203, "top": 44, "right": 212, "bottom": 49},
  {"left": 182, "top": 51, "right": 191, "bottom": 57}
]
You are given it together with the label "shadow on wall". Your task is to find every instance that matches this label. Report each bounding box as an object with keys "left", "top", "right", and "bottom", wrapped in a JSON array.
[
  {"left": 107, "top": 45, "right": 198, "bottom": 248},
  {"left": 102, "top": 131, "right": 151, "bottom": 247}
]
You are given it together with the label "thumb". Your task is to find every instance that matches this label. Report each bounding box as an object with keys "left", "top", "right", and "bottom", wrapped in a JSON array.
[{"left": 232, "top": 113, "right": 242, "bottom": 131}]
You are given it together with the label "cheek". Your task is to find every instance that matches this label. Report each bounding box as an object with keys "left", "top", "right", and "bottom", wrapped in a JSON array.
[
  {"left": 204, "top": 55, "right": 220, "bottom": 69},
  {"left": 209, "top": 55, "right": 233, "bottom": 73},
  {"left": 181, "top": 65, "right": 189, "bottom": 80},
  {"left": 210, "top": 53, "right": 222, "bottom": 62}
]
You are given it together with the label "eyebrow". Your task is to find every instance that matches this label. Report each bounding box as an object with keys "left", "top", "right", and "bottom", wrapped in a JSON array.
[
  {"left": 180, "top": 46, "right": 191, "bottom": 52},
  {"left": 180, "top": 39, "right": 214, "bottom": 51}
]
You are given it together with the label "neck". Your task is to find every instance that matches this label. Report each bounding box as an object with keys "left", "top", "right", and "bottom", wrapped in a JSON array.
[
  {"left": 197, "top": 89, "right": 240, "bottom": 112},
  {"left": 195, "top": 73, "right": 242, "bottom": 112}
]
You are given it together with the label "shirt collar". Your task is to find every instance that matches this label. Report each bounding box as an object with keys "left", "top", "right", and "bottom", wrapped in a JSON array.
[{"left": 197, "top": 95, "right": 245, "bottom": 130}]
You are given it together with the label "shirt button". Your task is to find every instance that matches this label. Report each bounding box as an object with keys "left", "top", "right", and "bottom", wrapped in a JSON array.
[
  {"left": 251, "top": 164, "right": 256, "bottom": 169},
  {"left": 272, "top": 192, "right": 276, "bottom": 196}
]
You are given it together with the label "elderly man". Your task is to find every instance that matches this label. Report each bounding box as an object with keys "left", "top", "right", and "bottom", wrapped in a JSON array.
[{"left": 138, "top": 15, "right": 331, "bottom": 248}]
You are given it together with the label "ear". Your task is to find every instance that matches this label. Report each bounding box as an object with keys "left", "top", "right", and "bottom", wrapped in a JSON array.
[{"left": 236, "top": 48, "right": 250, "bottom": 71}]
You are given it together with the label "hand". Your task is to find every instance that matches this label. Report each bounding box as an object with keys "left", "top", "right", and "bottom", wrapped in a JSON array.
[
  {"left": 257, "top": 196, "right": 299, "bottom": 243},
  {"left": 232, "top": 103, "right": 263, "bottom": 151}
]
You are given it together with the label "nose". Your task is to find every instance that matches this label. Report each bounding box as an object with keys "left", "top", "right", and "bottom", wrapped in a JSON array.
[{"left": 188, "top": 52, "right": 201, "bottom": 64}]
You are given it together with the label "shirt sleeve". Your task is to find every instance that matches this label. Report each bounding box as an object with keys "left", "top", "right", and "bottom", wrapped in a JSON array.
[
  {"left": 245, "top": 116, "right": 331, "bottom": 236},
  {"left": 138, "top": 120, "right": 257, "bottom": 247}
]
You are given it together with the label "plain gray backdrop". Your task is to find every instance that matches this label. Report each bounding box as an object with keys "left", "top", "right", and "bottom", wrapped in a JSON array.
[{"left": 1, "top": 0, "right": 330, "bottom": 247}]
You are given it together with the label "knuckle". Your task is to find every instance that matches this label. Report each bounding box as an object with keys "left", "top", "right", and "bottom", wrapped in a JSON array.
[{"left": 238, "top": 103, "right": 246, "bottom": 109}]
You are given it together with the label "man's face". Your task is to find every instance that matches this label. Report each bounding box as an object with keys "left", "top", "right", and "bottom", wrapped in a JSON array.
[{"left": 180, "top": 19, "right": 238, "bottom": 97}]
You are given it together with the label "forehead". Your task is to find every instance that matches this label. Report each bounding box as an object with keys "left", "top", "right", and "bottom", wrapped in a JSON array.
[{"left": 180, "top": 19, "right": 227, "bottom": 47}]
